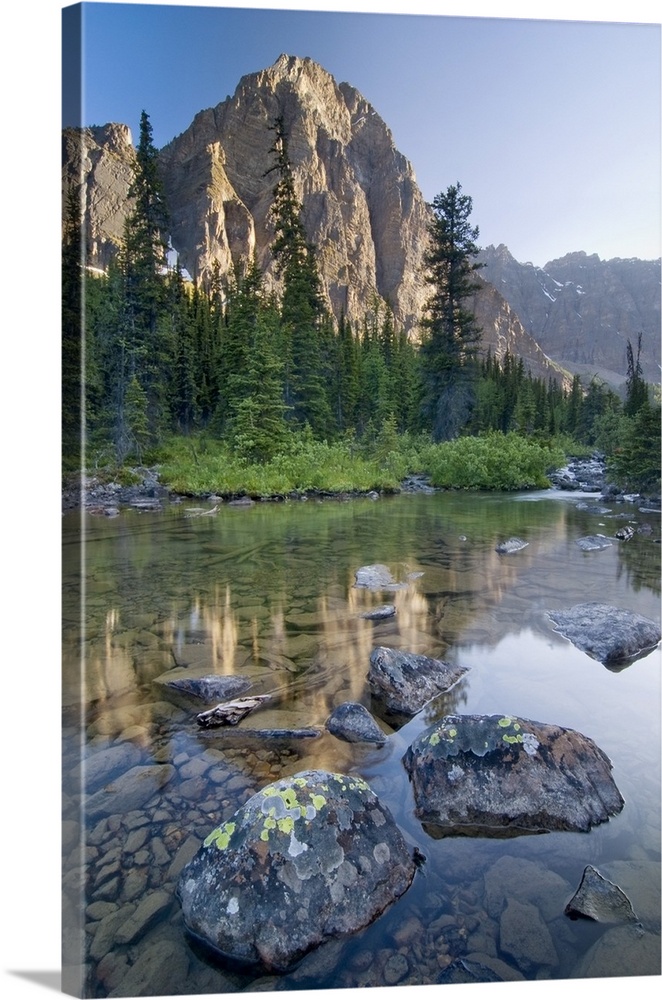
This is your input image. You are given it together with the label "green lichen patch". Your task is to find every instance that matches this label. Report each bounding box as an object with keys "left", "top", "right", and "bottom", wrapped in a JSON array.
[{"left": 204, "top": 820, "right": 236, "bottom": 851}]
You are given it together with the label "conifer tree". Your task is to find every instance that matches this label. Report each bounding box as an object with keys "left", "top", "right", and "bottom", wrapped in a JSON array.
[
  {"left": 266, "top": 115, "right": 333, "bottom": 436},
  {"left": 62, "top": 185, "right": 84, "bottom": 463},
  {"left": 419, "top": 182, "right": 484, "bottom": 441}
]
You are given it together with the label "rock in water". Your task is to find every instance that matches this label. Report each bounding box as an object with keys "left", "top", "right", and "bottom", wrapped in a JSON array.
[
  {"left": 548, "top": 602, "right": 661, "bottom": 665},
  {"left": 177, "top": 770, "right": 416, "bottom": 971},
  {"left": 565, "top": 865, "right": 639, "bottom": 924},
  {"left": 575, "top": 535, "right": 613, "bottom": 551},
  {"left": 402, "top": 714, "right": 624, "bottom": 836},
  {"left": 368, "top": 646, "right": 469, "bottom": 720},
  {"left": 354, "top": 565, "right": 405, "bottom": 591},
  {"left": 326, "top": 702, "right": 387, "bottom": 745},
  {"left": 153, "top": 673, "right": 252, "bottom": 709},
  {"left": 495, "top": 538, "right": 528, "bottom": 554}
]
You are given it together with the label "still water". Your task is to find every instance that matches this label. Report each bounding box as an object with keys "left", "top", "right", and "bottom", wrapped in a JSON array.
[{"left": 62, "top": 490, "right": 661, "bottom": 996}]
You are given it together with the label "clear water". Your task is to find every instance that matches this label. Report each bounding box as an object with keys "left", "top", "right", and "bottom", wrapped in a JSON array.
[{"left": 62, "top": 491, "right": 661, "bottom": 996}]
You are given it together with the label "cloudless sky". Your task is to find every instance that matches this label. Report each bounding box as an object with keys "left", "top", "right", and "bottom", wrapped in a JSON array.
[{"left": 64, "top": 0, "right": 661, "bottom": 267}]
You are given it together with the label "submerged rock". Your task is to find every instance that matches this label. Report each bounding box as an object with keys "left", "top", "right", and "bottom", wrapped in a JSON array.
[
  {"left": 402, "top": 714, "right": 624, "bottom": 836},
  {"left": 353, "top": 564, "right": 405, "bottom": 591},
  {"left": 548, "top": 602, "right": 661, "bottom": 666},
  {"left": 575, "top": 535, "right": 613, "bottom": 551},
  {"left": 565, "top": 865, "right": 639, "bottom": 924},
  {"left": 368, "top": 646, "right": 469, "bottom": 720},
  {"left": 495, "top": 537, "right": 529, "bottom": 554},
  {"left": 177, "top": 770, "right": 416, "bottom": 972},
  {"left": 359, "top": 604, "right": 396, "bottom": 620},
  {"left": 326, "top": 702, "right": 387, "bottom": 745}
]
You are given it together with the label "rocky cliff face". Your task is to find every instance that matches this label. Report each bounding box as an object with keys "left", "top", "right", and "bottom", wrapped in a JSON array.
[
  {"left": 158, "top": 54, "right": 431, "bottom": 331},
  {"left": 478, "top": 244, "right": 661, "bottom": 385},
  {"left": 62, "top": 123, "right": 136, "bottom": 270},
  {"left": 61, "top": 55, "right": 655, "bottom": 390}
]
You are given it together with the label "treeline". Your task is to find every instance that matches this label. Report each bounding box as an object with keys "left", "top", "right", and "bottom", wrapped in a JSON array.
[{"left": 62, "top": 112, "right": 660, "bottom": 494}]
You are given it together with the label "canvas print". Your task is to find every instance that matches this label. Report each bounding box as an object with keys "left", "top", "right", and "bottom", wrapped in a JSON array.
[{"left": 61, "top": 2, "right": 661, "bottom": 997}]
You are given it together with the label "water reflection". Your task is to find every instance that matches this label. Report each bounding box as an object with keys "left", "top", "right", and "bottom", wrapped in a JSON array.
[{"left": 61, "top": 491, "right": 661, "bottom": 996}]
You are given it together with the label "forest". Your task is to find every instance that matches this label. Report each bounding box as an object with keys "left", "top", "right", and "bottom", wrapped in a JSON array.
[{"left": 62, "top": 112, "right": 661, "bottom": 497}]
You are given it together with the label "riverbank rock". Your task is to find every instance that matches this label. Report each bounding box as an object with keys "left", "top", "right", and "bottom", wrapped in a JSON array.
[
  {"left": 177, "top": 770, "right": 416, "bottom": 972},
  {"left": 548, "top": 603, "right": 661, "bottom": 666},
  {"left": 402, "top": 714, "right": 624, "bottom": 836},
  {"left": 368, "top": 647, "right": 469, "bottom": 721},
  {"left": 326, "top": 703, "right": 387, "bottom": 745},
  {"left": 565, "top": 865, "right": 639, "bottom": 924}
]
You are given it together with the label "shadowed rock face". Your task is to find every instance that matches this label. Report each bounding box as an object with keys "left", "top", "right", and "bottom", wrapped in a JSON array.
[
  {"left": 402, "top": 714, "right": 624, "bottom": 837},
  {"left": 177, "top": 770, "right": 416, "bottom": 972},
  {"left": 548, "top": 603, "right": 661, "bottom": 666}
]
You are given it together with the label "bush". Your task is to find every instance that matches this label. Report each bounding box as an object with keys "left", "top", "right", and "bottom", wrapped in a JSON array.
[{"left": 426, "top": 432, "right": 565, "bottom": 491}]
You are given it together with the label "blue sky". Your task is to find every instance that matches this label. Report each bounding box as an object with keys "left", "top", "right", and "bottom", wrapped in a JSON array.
[{"left": 63, "top": 1, "right": 661, "bottom": 267}]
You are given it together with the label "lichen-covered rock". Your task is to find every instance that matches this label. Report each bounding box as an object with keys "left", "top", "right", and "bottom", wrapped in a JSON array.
[
  {"left": 548, "top": 602, "right": 661, "bottom": 665},
  {"left": 177, "top": 769, "right": 416, "bottom": 971},
  {"left": 402, "top": 714, "right": 624, "bottom": 836},
  {"left": 326, "top": 702, "right": 387, "bottom": 745},
  {"left": 368, "top": 646, "right": 469, "bottom": 720},
  {"left": 565, "top": 865, "right": 639, "bottom": 924}
]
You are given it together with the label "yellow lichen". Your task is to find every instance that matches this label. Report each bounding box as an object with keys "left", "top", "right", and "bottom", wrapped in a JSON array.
[{"left": 204, "top": 821, "right": 236, "bottom": 851}]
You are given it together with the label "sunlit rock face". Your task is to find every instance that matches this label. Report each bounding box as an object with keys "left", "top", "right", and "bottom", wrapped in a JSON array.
[
  {"left": 159, "top": 54, "right": 430, "bottom": 331},
  {"left": 403, "top": 714, "right": 624, "bottom": 836},
  {"left": 62, "top": 123, "right": 136, "bottom": 270},
  {"left": 177, "top": 769, "right": 416, "bottom": 971}
]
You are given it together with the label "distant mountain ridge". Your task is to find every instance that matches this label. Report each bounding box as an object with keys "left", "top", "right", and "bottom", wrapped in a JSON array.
[
  {"left": 62, "top": 54, "right": 660, "bottom": 389},
  {"left": 478, "top": 245, "right": 661, "bottom": 385}
]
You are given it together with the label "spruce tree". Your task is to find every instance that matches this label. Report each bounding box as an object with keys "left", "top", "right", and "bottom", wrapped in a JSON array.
[
  {"left": 419, "top": 182, "right": 484, "bottom": 441},
  {"left": 62, "top": 185, "right": 84, "bottom": 464},
  {"left": 266, "top": 116, "right": 333, "bottom": 436}
]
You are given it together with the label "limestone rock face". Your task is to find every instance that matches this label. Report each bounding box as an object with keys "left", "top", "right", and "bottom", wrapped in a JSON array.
[
  {"left": 62, "top": 123, "right": 136, "bottom": 270},
  {"left": 159, "top": 54, "right": 430, "bottom": 331},
  {"left": 177, "top": 769, "right": 416, "bottom": 972},
  {"left": 402, "top": 714, "right": 624, "bottom": 836}
]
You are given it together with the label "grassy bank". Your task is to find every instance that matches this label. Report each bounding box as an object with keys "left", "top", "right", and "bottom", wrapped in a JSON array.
[{"left": 91, "top": 430, "right": 571, "bottom": 497}]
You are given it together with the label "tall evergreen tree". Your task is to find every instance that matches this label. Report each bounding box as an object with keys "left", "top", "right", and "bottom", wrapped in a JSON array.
[
  {"left": 266, "top": 115, "right": 333, "bottom": 436},
  {"left": 624, "top": 333, "right": 648, "bottom": 416},
  {"left": 62, "top": 185, "right": 84, "bottom": 464},
  {"left": 419, "top": 182, "right": 484, "bottom": 441}
]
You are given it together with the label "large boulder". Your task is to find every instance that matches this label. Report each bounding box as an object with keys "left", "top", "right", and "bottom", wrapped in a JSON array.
[
  {"left": 177, "top": 770, "right": 416, "bottom": 971},
  {"left": 548, "top": 603, "right": 661, "bottom": 666},
  {"left": 368, "top": 646, "right": 469, "bottom": 721},
  {"left": 402, "top": 714, "right": 624, "bottom": 836}
]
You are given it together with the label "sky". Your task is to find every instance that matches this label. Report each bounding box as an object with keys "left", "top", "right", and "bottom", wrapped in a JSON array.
[{"left": 63, "top": 1, "right": 661, "bottom": 267}]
